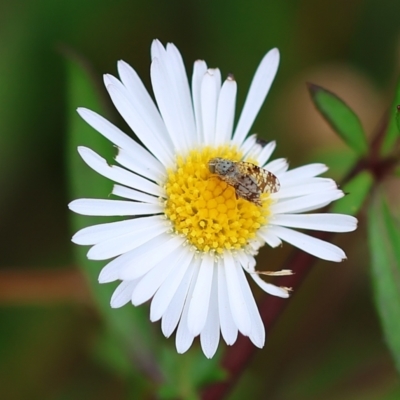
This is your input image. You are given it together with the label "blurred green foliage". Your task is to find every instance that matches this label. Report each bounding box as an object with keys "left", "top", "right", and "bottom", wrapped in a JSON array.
[
  {"left": 1, "top": 0, "right": 400, "bottom": 399},
  {"left": 369, "top": 197, "right": 400, "bottom": 375}
]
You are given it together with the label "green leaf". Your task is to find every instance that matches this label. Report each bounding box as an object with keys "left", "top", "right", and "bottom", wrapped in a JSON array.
[
  {"left": 368, "top": 195, "right": 400, "bottom": 373},
  {"left": 308, "top": 83, "right": 368, "bottom": 156},
  {"left": 331, "top": 171, "right": 373, "bottom": 215},
  {"left": 381, "top": 75, "right": 400, "bottom": 155},
  {"left": 64, "top": 53, "right": 160, "bottom": 383}
]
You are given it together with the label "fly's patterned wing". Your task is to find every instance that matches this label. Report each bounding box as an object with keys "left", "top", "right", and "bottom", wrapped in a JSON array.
[
  {"left": 208, "top": 158, "right": 280, "bottom": 206},
  {"left": 231, "top": 172, "right": 262, "bottom": 205},
  {"left": 235, "top": 162, "right": 280, "bottom": 194}
]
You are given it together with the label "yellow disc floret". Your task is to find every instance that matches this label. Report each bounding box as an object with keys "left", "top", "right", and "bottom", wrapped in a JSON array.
[{"left": 164, "top": 145, "right": 273, "bottom": 254}]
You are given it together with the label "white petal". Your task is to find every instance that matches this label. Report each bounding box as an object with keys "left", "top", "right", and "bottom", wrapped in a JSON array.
[
  {"left": 115, "top": 147, "right": 166, "bottom": 183},
  {"left": 224, "top": 252, "right": 252, "bottom": 336},
  {"left": 268, "top": 225, "right": 347, "bottom": 262},
  {"left": 150, "top": 261, "right": 183, "bottom": 321},
  {"left": 264, "top": 158, "right": 289, "bottom": 176},
  {"left": 187, "top": 254, "right": 214, "bottom": 336},
  {"left": 151, "top": 41, "right": 197, "bottom": 147},
  {"left": 192, "top": 60, "right": 207, "bottom": 142},
  {"left": 112, "top": 184, "right": 161, "bottom": 204},
  {"left": 105, "top": 81, "right": 174, "bottom": 167},
  {"left": 151, "top": 38, "right": 165, "bottom": 60},
  {"left": 200, "top": 265, "right": 220, "bottom": 359},
  {"left": 258, "top": 141, "right": 276, "bottom": 166},
  {"left": 247, "top": 237, "right": 264, "bottom": 253},
  {"left": 269, "top": 213, "right": 358, "bottom": 232},
  {"left": 72, "top": 215, "right": 165, "bottom": 245},
  {"left": 150, "top": 57, "right": 188, "bottom": 153},
  {"left": 77, "top": 147, "right": 165, "bottom": 197},
  {"left": 270, "top": 178, "right": 337, "bottom": 200},
  {"left": 213, "top": 69, "right": 222, "bottom": 93},
  {"left": 249, "top": 272, "right": 290, "bottom": 298},
  {"left": 236, "top": 264, "right": 265, "bottom": 348},
  {"left": 69, "top": 199, "right": 163, "bottom": 216},
  {"left": 175, "top": 263, "right": 201, "bottom": 354},
  {"left": 245, "top": 142, "right": 263, "bottom": 161},
  {"left": 150, "top": 249, "right": 194, "bottom": 322},
  {"left": 235, "top": 251, "right": 257, "bottom": 271},
  {"left": 257, "top": 228, "right": 282, "bottom": 248},
  {"left": 131, "top": 246, "right": 186, "bottom": 306},
  {"left": 110, "top": 280, "right": 139, "bottom": 308},
  {"left": 290, "top": 201, "right": 338, "bottom": 214},
  {"left": 161, "top": 259, "right": 198, "bottom": 338},
  {"left": 233, "top": 48, "right": 280, "bottom": 145},
  {"left": 271, "top": 190, "right": 344, "bottom": 214},
  {"left": 118, "top": 235, "right": 186, "bottom": 280},
  {"left": 176, "top": 314, "right": 195, "bottom": 354},
  {"left": 215, "top": 76, "right": 237, "bottom": 144},
  {"left": 100, "top": 234, "right": 174, "bottom": 283},
  {"left": 279, "top": 164, "right": 328, "bottom": 186},
  {"left": 77, "top": 108, "right": 166, "bottom": 178},
  {"left": 201, "top": 69, "right": 219, "bottom": 145},
  {"left": 217, "top": 258, "right": 238, "bottom": 345},
  {"left": 240, "top": 135, "right": 257, "bottom": 158},
  {"left": 116, "top": 60, "right": 175, "bottom": 160},
  {"left": 236, "top": 253, "right": 289, "bottom": 298},
  {"left": 87, "top": 221, "right": 168, "bottom": 260},
  {"left": 165, "top": 43, "right": 197, "bottom": 146}
]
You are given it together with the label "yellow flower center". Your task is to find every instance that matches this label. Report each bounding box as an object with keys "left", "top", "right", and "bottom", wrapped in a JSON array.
[{"left": 164, "top": 145, "right": 273, "bottom": 254}]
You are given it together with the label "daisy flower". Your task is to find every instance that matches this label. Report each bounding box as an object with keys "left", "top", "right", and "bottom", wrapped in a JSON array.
[{"left": 69, "top": 39, "right": 357, "bottom": 358}]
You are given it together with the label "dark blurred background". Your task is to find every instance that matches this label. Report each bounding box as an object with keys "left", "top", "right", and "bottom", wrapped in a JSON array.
[{"left": 1, "top": 0, "right": 400, "bottom": 399}]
